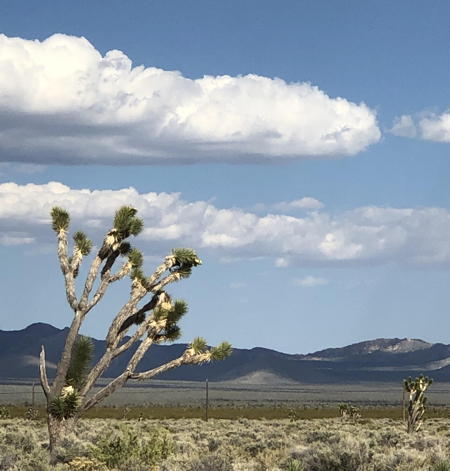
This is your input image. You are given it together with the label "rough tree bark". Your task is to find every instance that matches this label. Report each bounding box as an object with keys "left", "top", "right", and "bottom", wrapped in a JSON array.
[{"left": 39, "top": 206, "right": 231, "bottom": 463}]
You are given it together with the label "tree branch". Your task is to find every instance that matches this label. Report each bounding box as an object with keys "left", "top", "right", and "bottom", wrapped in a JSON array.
[
  {"left": 105, "top": 287, "right": 147, "bottom": 346},
  {"left": 51, "top": 313, "right": 83, "bottom": 396},
  {"left": 103, "top": 257, "right": 185, "bottom": 346},
  {"left": 101, "top": 251, "right": 120, "bottom": 278},
  {"left": 117, "top": 292, "right": 161, "bottom": 334},
  {"left": 81, "top": 335, "right": 156, "bottom": 412},
  {"left": 57, "top": 231, "right": 77, "bottom": 310},
  {"left": 130, "top": 350, "right": 212, "bottom": 381},
  {"left": 113, "top": 322, "right": 150, "bottom": 356},
  {"left": 39, "top": 345, "right": 50, "bottom": 398},
  {"left": 79, "top": 299, "right": 160, "bottom": 399},
  {"left": 109, "top": 260, "right": 132, "bottom": 283},
  {"left": 70, "top": 247, "right": 83, "bottom": 276},
  {"left": 78, "top": 348, "right": 114, "bottom": 399},
  {"left": 85, "top": 261, "right": 132, "bottom": 315},
  {"left": 146, "top": 255, "right": 177, "bottom": 287},
  {"left": 81, "top": 370, "right": 129, "bottom": 412},
  {"left": 79, "top": 255, "right": 102, "bottom": 310}
]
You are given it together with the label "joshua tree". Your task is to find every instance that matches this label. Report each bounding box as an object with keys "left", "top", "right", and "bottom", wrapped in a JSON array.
[
  {"left": 403, "top": 375, "right": 432, "bottom": 433},
  {"left": 338, "top": 403, "right": 361, "bottom": 420},
  {"left": 39, "top": 206, "right": 231, "bottom": 462}
]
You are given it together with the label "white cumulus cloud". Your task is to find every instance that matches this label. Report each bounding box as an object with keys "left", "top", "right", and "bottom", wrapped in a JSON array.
[
  {"left": 294, "top": 276, "right": 328, "bottom": 287},
  {"left": 1, "top": 182, "right": 450, "bottom": 267},
  {"left": 391, "top": 111, "right": 450, "bottom": 143},
  {"left": 0, "top": 34, "right": 381, "bottom": 165},
  {"left": 257, "top": 197, "right": 324, "bottom": 213}
]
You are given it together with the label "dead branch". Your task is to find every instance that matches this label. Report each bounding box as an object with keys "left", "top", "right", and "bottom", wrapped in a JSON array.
[{"left": 39, "top": 345, "right": 50, "bottom": 398}]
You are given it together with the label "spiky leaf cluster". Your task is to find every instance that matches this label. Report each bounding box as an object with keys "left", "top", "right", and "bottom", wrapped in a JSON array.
[
  {"left": 51, "top": 207, "right": 70, "bottom": 233},
  {"left": 153, "top": 299, "right": 188, "bottom": 343},
  {"left": 154, "top": 324, "right": 182, "bottom": 343},
  {"left": 127, "top": 247, "right": 145, "bottom": 285},
  {"left": 190, "top": 337, "right": 208, "bottom": 354},
  {"left": 153, "top": 299, "right": 184, "bottom": 320},
  {"left": 73, "top": 231, "right": 93, "bottom": 256},
  {"left": 172, "top": 248, "right": 202, "bottom": 266},
  {"left": 114, "top": 206, "right": 144, "bottom": 239},
  {"left": 130, "top": 267, "right": 147, "bottom": 287},
  {"left": 66, "top": 336, "right": 94, "bottom": 390},
  {"left": 210, "top": 341, "right": 233, "bottom": 361},
  {"left": 128, "top": 248, "right": 144, "bottom": 268},
  {"left": 171, "top": 248, "right": 202, "bottom": 279},
  {"left": 49, "top": 391, "right": 80, "bottom": 420},
  {"left": 168, "top": 300, "right": 188, "bottom": 323},
  {"left": 404, "top": 375, "right": 433, "bottom": 393}
]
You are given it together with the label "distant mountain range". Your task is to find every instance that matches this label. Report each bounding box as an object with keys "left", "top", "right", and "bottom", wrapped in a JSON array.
[{"left": 1, "top": 323, "right": 450, "bottom": 383}]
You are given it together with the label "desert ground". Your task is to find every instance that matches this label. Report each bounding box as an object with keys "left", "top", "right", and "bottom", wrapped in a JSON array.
[{"left": 1, "top": 380, "right": 450, "bottom": 470}]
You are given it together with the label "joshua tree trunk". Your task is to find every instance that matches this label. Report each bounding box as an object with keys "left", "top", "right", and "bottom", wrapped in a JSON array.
[
  {"left": 39, "top": 206, "right": 231, "bottom": 463},
  {"left": 403, "top": 375, "right": 432, "bottom": 433},
  {"left": 47, "top": 415, "right": 77, "bottom": 464}
]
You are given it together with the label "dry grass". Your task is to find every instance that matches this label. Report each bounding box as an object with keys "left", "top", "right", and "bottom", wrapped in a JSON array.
[
  {"left": 2, "top": 403, "right": 450, "bottom": 420},
  {"left": 1, "top": 416, "right": 450, "bottom": 470}
]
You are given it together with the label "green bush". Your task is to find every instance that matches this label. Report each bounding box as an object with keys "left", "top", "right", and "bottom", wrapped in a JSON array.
[
  {"left": 292, "top": 434, "right": 372, "bottom": 471},
  {"left": 67, "top": 457, "right": 107, "bottom": 471},
  {"left": 0, "top": 406, "right": 10, "bottom": 419},
  {"left": 282, "top": 458, "right": 304, "bottom": 471},
  {"left": 90, "top": 424, "right": 173, "bottom": 469},
  {"left": 25, "top": 407, "right": 39, "bottom": 420},
  {"left": 433, "top": 460, "right": 450, "bottom": 471}
]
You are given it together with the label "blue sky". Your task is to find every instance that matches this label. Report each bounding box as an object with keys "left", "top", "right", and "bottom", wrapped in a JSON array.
[{"left": 0, "top": 1, "right": 449, "bottom": 353}]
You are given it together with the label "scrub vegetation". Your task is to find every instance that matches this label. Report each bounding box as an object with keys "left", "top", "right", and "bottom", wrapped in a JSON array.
[{"left": 1, "top": 416, "right": 450, "bottom": 470}]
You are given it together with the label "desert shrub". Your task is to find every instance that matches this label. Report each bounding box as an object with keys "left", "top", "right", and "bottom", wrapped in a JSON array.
[
  {"left": 304, "top": 429, "right": 339, "bottom": 444},
  {"left": 67, "top": 457, "right": 108, "bottom": 471},
  {"left": 0, "top": 406, "right": 10, "bottom": 419},
  {"left": 0, "top": 426, "right": 53, "bottom": 471},
  {"left": 0, "top": 416, "right": 449, "bottom": 471},
  {"left": 377, "top": 430, "right": 402, "bottom": 447},
  {"left": 183, "top": 453, "right": 233, "bottom": 471},
  {"left": 25, "top": 407, "right": 39, "bottom": 420},
  {"left": 53, "top": 430, "right": 92, "bottom": 464},
  {"left": 3, "top": 428, "right": 36, "bottom": 454},
  {"left": 291, "top": 434, "right": 372, "bottom": 471},
  {"left": 208, "top": 437, "right": 222, "bottom": 452},
  {"left": 245, "top": 442, "right": 266, "bottom": 457},
  {"left": 90, "top": 424, "right": 173, "bottom": 469},
  {"left": 281, "top": 459, "right": 304, "bottom": 471},
  {"left": 432, "top": 460, "right": 450, "bottom": 471}
]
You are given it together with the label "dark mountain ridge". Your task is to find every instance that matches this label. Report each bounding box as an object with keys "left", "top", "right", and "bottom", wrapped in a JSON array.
[{"left": 1, "top": 323, "right": 449, "bottom": 383}]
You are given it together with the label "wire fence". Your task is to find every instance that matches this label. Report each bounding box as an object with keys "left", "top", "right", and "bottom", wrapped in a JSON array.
[{"left": 1, "top": 381, "right": 450, "bottom": 408}]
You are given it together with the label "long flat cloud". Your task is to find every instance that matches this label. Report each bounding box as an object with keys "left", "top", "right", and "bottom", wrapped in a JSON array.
[
  {"left": 0, "top": 34, "right": 381, "bottom": 164},
  {"left": 1, "top": 182, "right": 449, "bottom": 266}
]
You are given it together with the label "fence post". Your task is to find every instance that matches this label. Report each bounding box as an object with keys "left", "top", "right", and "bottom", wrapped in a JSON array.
[
  {"left": 205, "top": 378, "right": 209, "bottom": 421},
  {"left": 32, "top": 382, "right": 36, "bottom": 408}
]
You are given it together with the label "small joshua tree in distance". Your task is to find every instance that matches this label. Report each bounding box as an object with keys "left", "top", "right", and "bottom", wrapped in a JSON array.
[
  {"left": 40, "top": 206, "right": 232, "bottom": 463},
  {"left": 338, "top": 403, "right": 361, "bottom": 420},
  {"left": 403, "top": 375, "right": 432, "bottom": 433}
]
